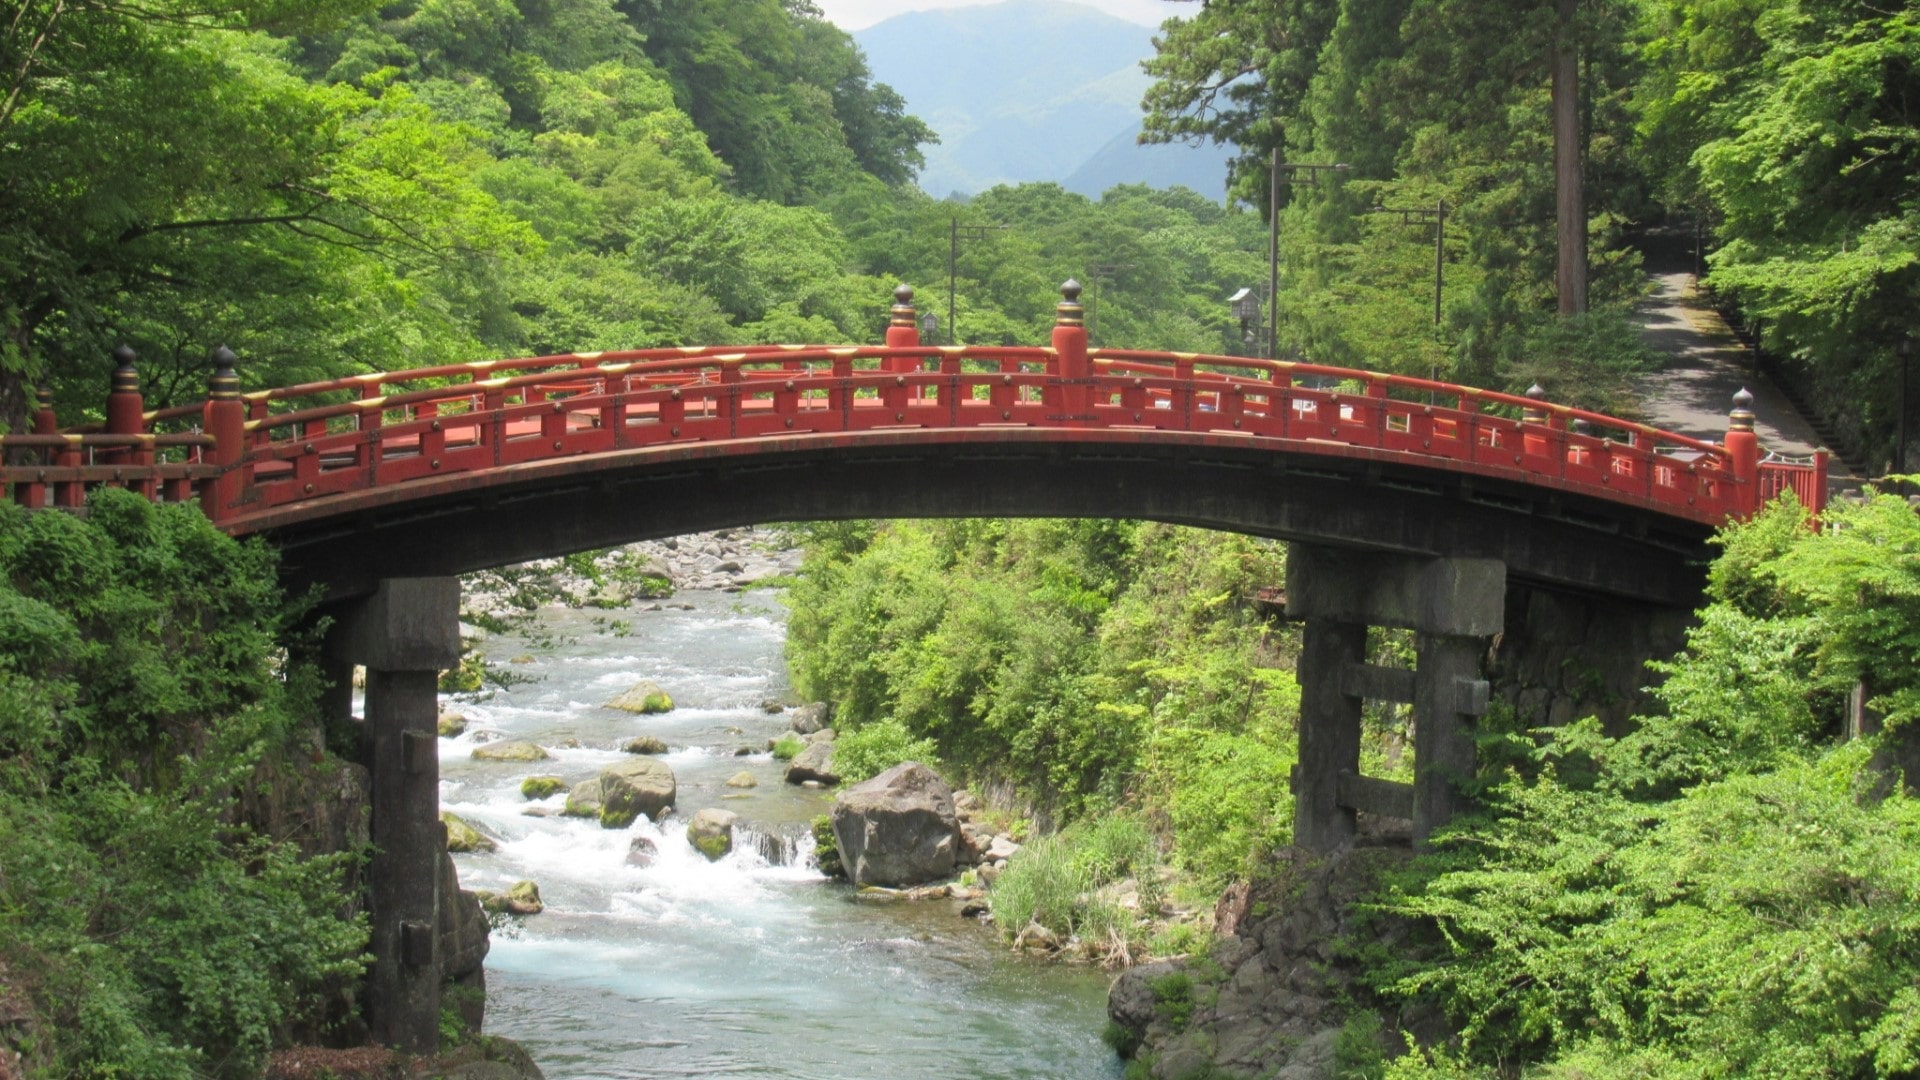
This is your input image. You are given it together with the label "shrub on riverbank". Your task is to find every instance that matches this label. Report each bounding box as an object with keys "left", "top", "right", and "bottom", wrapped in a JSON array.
[
  {"left": 0, "top": 491, "right": 366, "bottom": 1077},
  {"left": 1371, "top": 494, "right": 1920, "bottom": 1075}
]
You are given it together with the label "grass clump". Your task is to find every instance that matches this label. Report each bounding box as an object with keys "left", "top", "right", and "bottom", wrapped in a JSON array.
[{"left": 770, "top": 734, "right": 806, "bottom": 760}]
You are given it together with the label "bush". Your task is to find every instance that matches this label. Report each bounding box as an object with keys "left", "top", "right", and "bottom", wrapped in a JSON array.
[
  {"left": 770, "top": 733, "right": 805, "bottom": 760},
  {"left": 833, "top": 717, "right": 940, "bottom": 783},
  {"left": 0, "top": 491, "right": 367, "bottom": 1078}
]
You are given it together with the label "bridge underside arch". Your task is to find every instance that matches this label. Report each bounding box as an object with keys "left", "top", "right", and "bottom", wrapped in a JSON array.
[{"left": 268, "top": 431, "right": 1714, "bottom": 610}]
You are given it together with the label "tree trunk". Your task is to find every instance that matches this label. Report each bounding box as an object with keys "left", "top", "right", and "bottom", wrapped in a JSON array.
[{"left": 1553, "top": 0, "right": 1587, "bottom": 316}]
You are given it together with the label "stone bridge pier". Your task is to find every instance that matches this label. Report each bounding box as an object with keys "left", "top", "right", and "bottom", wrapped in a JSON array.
[
  {"left": 322, "top": 577, "right": 462, "bottom": 1053},
  {"left": 1287, "top": 545, "right": 1505, "bottom": 850}
]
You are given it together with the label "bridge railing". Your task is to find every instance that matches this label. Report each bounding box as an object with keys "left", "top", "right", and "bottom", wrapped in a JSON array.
[{"left": 0, "top": 282, "right": 1822, "bottom": 532}]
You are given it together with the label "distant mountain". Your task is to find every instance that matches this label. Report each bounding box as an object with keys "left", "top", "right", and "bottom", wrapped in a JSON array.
[
  {"left": 1063, "top": 122, "right": 1234, "bottom": 199},
  {"left": 854, "top": 0, "right": 1230, "bottom": 200}
]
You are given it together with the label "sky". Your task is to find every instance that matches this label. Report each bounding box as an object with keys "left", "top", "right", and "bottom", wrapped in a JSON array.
[{"left": 811, "top": 0, "right": 1185, "bottom": 32}]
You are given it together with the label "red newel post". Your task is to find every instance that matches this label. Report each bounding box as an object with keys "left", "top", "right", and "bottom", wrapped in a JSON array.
[
  {"left": 104, "top": 345, "right": 144, "bottom": 464},
  {"left": 885, "top": 284, "right": 920, "bottom": 371},
  {"left": 201, "top": 346, "right": 246, "bottom": 524},
  {"left": 1053, "top": 279, "right": 1089, "bottom": 420},
  {"left": 1725, "top": 387, "right": 1760, "bottom": 518}
]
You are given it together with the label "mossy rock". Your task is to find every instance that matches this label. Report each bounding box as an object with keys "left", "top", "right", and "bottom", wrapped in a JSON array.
[
  {"left": 687, "top": 808, "right": 738, "bottom": 862},
  {"left": 442, "top": 812, "right": 496, "bottom": 854},
  {"left": 725, "top": 771, "right": 758, "bottom": 789},
  {"left": 606, "top": 679, "right": 674, "bottom": 714},
  {"left": 623, "top": 735, "right": 669, "bottom": 755},
  {"left": 437, "top": 711, "right": 468, "bottom": 738},
  {"left": 562, "top": 778, "right": 603, "bottom": 818},
  {"left": 476, "top": 879, "right": 543, "bottom": 916},
  {"left": 520, "top": 775, "right": 567, "bottom": 800},
  {"left": 509, "top": 654, "right": 537, "bottom": 664},
  {"left": 472, "top": 740, "right": 550, "bottom": 763}
]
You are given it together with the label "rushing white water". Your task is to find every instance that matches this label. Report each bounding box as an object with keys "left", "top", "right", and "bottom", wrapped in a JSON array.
[{"left": 442, "top": 590, "right": 1123, "bottom": 1079}]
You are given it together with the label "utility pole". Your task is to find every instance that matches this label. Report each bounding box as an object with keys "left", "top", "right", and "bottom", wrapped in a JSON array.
[
  {"left": 1369, "top": 197, "right": 1448, "bottom": 331},
  {"left": 948, "top": 219, "right": 1008, "bottom": 346},
  {"left": 1269, "top": 153, "right": 1349, "bottom": 359}
]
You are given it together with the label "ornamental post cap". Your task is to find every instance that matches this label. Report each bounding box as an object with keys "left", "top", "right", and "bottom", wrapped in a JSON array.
[
  {"left": 209, "top": 345, "right": 240, "bottom": 400},
  {"left": 1060, "top": 279, "right": 1083, "bottom": 302},
  {"left": 1730, "top": 387, "right": 1756, "bottom": 432},
  {"left": 1571, "top": 418, "right": 1592, "bottom": 435},
  {"left": 34, "top": 386, "right": 51, "bottom": 409},
  {"left": 1526, "top": 383, "right": 1546, "bottom": 401},
  {"left": 111, "top": 344, "right": 139, "bottom": 392},
  {"left": 889, "top": 284, "right": 917, "bottom": 328}
]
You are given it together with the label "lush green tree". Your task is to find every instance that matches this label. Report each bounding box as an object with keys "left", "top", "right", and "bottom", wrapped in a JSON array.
[{"left": 0, "top": 490, "right": 365, "bottom": 1077}]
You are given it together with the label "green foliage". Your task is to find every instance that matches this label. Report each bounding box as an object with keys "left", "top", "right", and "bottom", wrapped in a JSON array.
[
  {"left": 988, "top": 813, "right": 1163, "bottom": 954},
  {"left": 770, "top": 733, "right": 806, "bottom": 760},
  {"left": 1374, "top": 501, "right": 1920, "bottom": 1075},
  {"left": 832, "top": 718, "right": 940, "bottom": 784},
  {"left": 811, "top": 814, "right": 843, "bottom": 879},
  {"left": 0, "top": 490, "right": 366, "bottom": 1077},
  {"left": 1332, "top": 1010, "right": 1388, "bottom": 1080}
]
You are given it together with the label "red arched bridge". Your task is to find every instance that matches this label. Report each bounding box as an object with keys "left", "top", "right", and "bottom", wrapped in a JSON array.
[
  {"left": 0, "top": 280, "right": 1831, "bottom": 1052},
  {"left": 1, "top": 282, "right": 1823, "bottom": 607}
]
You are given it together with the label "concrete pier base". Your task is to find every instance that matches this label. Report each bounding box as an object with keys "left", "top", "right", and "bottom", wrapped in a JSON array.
[{"left": 326, "top": 577, "right": 461, "bottom": 1054}]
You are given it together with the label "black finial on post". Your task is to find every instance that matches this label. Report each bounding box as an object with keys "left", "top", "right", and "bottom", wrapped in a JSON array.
[
  {"left": 1523, "top": 383, "right": 1547, "bottom": 425},
  {"left": 111, "top": 345, "right": 139, "bottom": 394},
  {"left": 889, "top": 284, "right": 916, "bottom": 328},
  {"left": 208, "top": 345, "right": 240, "bottom": 401},
  {"left": 1730, "top": 387, "right": 1756, "bottom": 433},
  {"left": 1055, "top": 279, "right": 1085, "bottom": 327}
]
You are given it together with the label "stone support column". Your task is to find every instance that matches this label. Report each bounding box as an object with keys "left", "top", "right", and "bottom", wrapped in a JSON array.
[
  {"left": 1294, "top": 618, "right": 1366, "bottom": 852},
  {"left": 1287, "top": 545, "right": 1504, "bottom": 850},
  {"left": 1412, "top": 632, "right": 1487, "bottom": 843},
  {"left": 326, "top": 578, "right": 460, "bottom": 1054}
]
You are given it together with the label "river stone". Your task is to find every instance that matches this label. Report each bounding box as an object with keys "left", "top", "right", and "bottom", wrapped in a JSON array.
[
  {"left": 626, "top": 835, "right": 659, "bottom": 868},
  {"left": 598, "top": 757, "right": 677, "bottom": 828},
  {"left": 687, "top": 808, "right": 739, "bottom": 861},
  {"left": 788, "top": 702, "right": 830, "bottom": 734},
  {"left": 829, "top": 761, "right": 960, "bottom": 887},
  {"left": 725, "top": 771, "right": 758, "bottom": 789},
  {"left": 562, "top": 778, "right": 603, "bottom": 818},
  {"left": 436, "top": 853, "right": 490, "bottom": 1033},
  {"left": 472, "top": 739, "right": 550, "bottom": 762},
  {"left": 623, "top": 735, "right": 669, "bottom": 755},
  {"left": 785, "top": 741, "right": 840, "bottom": 786},
  {"left": 442, "top": 811, "right": 496, "bottom": 853},
  {"left": 438, "top": 711, "right": 468, "bottom": 738},
  {"left": 606, "top": 678, "right": 674, "bottom": 714},
  {"left": 520, "top": 775, "right": 566, "bottom": 800},
  {"left": 501, "top": 880, "right": 543, "bottom": 915}
]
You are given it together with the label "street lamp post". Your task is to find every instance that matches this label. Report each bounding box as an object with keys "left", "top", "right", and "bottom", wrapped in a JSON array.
[
  {"left": 949, "top": 219, "right": 1008, "bottom": 346},
  {"left": 1268, "top": 153, "right": 1349, "bottom": 360}
]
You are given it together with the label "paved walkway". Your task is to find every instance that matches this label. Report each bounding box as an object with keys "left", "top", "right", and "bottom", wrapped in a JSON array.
[{"left": 1632, "top": 268, "right": 1833, "bottom": 465}]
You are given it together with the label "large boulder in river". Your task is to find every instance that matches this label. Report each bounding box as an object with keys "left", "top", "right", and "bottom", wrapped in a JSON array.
[
  {"left": 830, "top": 762, "right": 960, "bottom": 887},
  {"left": 472, "top": 740, "right": 550, "bottom": 763},
  {"left": 606, "top": 679, "right": 674, "bottom": 714},
  {"left": 598, "top": 757, "right": 676, "bottom": 828},
  {"left": 785, "top": 740, "right": 839, "bottom": 786},
  {"left": 788, "top": 702, "right": 831, "bottom": 734},
  {"left": 687, "top": 808, "right": 739, "bottom": 861},
  {"left": 442, "top": 811, "right": 497, "bottom": 853}
]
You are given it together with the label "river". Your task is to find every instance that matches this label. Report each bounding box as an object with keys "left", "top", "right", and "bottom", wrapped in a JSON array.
[{"left": 437, "top": 588, "right": 1124, "bottom": 1079}]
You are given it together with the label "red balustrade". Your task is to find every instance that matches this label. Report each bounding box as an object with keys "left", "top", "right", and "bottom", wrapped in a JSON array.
[{"left": 0, "top": 284, "right": 1824, "bottom": 534}]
